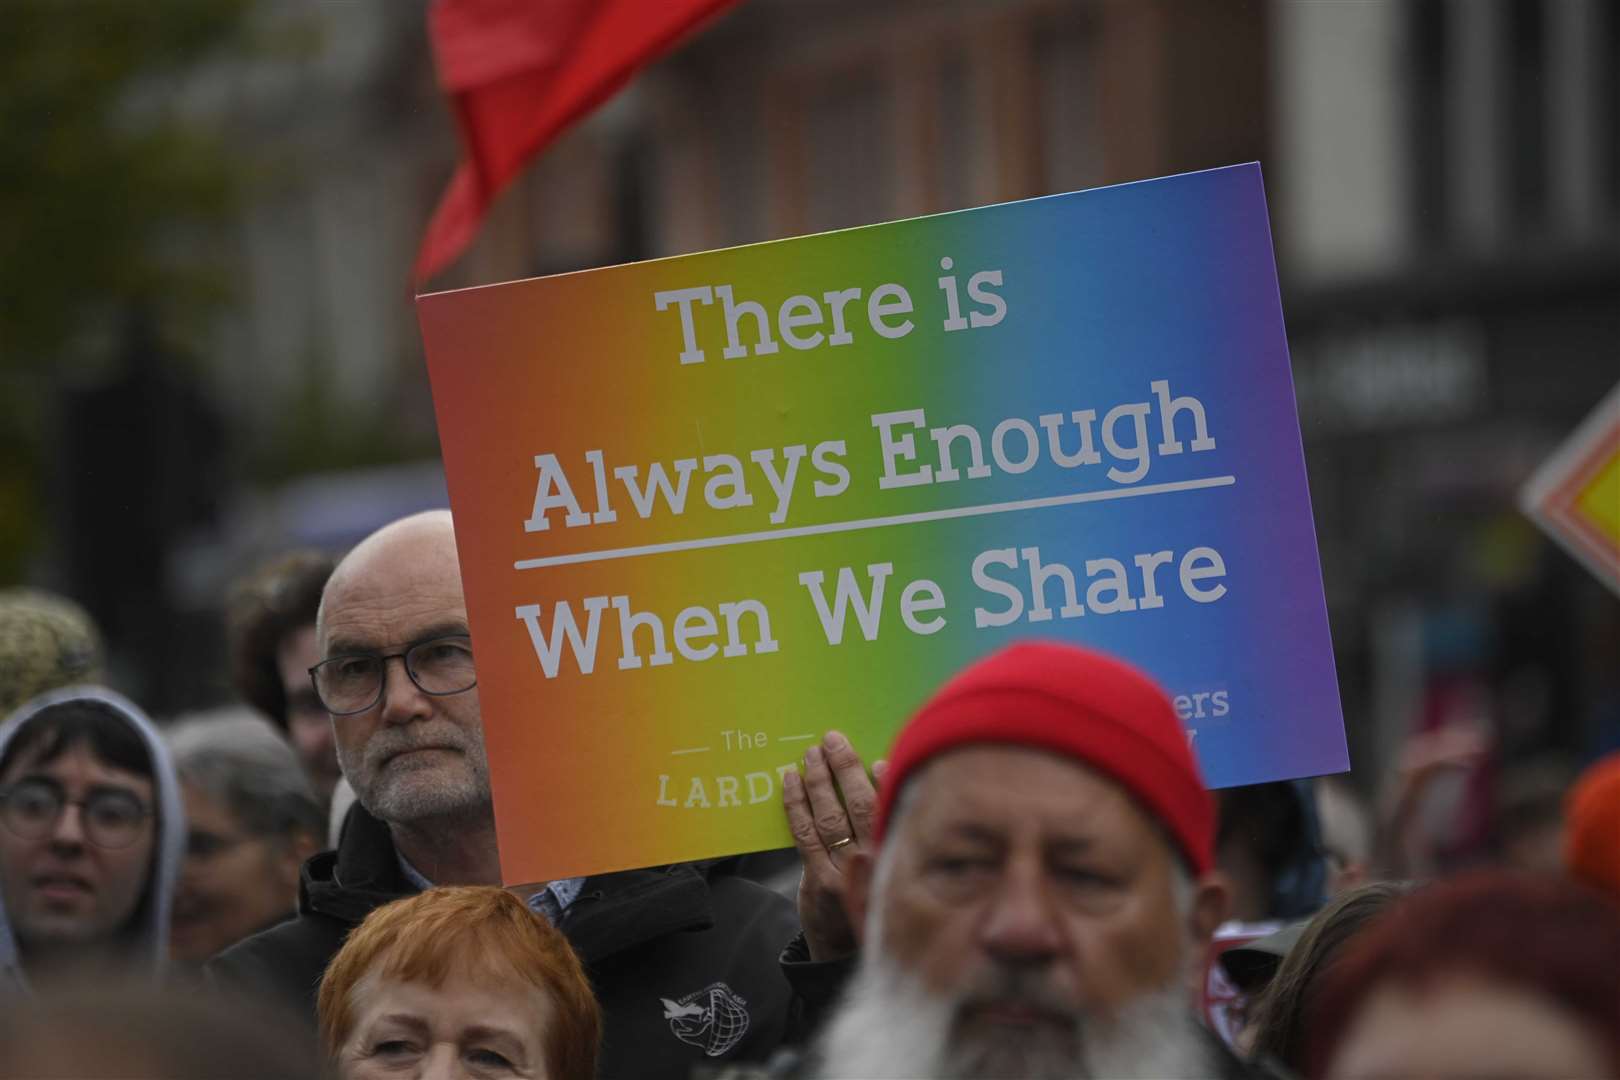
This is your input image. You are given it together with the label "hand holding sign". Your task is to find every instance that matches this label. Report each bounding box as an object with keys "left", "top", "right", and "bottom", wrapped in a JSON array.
[{"left": 782, "top": 732, "right": 886, "bottom": 961}]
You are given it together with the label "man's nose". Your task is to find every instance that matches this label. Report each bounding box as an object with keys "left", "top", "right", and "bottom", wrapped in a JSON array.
[
  {"left": 378, "top": 654, "right": 430, "bottom": 726},
  {"left": 49, "top": 802, "right": 88, "bottom": 850},
  {"left": 979, "top": 864, "right": 1063, "bottom": 962}
]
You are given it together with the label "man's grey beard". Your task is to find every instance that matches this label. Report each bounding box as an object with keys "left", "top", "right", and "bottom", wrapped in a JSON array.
[
  {"left": 337, "top": 719, "right": 492, "bottom": 824},
  {"left": 811, "top": 952, "right": 1215, "bottom": 1080}
]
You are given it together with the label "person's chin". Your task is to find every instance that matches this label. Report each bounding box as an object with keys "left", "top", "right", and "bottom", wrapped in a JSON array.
[
  {"left": 372, "top": 751, "right": 461, "bottom": 793},
  {"left": 956, "top": 1008, "right": 1076, "bottom": 1046},
  {"left": 28, "top": 885, "right": 96, "bottom": 921},
  {"left": 21, "top": 912, "right": 106, "bottom": 945},
  {"left": 375, "top": 771, "right": 482, "bottom": 819},
  {"left": 953, "top": 1005, "right": 1081, "bottom": 1064}
]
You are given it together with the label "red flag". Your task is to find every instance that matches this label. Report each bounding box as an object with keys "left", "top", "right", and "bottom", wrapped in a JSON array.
[{"left": 414, "top": 0, "right": 743, "bottom": 286}]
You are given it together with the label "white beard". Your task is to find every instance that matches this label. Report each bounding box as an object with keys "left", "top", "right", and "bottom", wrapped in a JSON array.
[
  {"left": 811, "top": 951, "right": 954, "bottom": 1080},
  {"left": 811, "top": 952, "right": 1216, "bottom": 1080},
  {"left": 337, "top": 721, "right": 491, "bottom": 824},
  {"left": 1076, "top": 986, "right": 1215, "bottom": 1080}
]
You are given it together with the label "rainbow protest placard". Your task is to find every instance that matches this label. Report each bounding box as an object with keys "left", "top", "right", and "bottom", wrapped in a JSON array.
[{"left": 418, "top": 163, "right": 1347, "bottom": 884}]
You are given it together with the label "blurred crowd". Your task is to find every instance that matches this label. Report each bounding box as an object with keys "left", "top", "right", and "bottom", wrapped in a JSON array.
[{"left": 1, "top": 510, "right": 1617, "bottom": 1080}]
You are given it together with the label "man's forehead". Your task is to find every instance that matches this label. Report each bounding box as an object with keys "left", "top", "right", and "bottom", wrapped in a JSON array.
[
  {"left": 325, "top": 560, "right": 464, "bottom": 608},
  {"left": 902, "top": 744, "right": 1149, "bottom": 839},
  {"left": 319, "top": 526, "right": 466, "bottom": 647},
  {"left": 319, "top": 584, "right": 467, "bottom": 650}
]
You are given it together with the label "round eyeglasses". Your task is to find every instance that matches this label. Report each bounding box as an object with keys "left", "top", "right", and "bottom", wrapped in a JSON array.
[
  {"left": 308, "top": 634, "right": 478, "bottom": 717},
  {"left": 0, "top": 779, "right": 151, "bottom": 849}
]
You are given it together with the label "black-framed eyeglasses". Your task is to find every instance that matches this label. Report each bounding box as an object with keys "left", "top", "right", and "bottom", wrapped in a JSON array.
[
  {"left": 308, "top": 634, "right": 477, "bottom": 717},
  {"left": 0, "top": 778, "right": 152, "bottom": 849}
]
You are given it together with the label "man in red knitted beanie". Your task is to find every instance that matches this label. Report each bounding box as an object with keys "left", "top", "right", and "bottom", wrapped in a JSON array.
[{"left": 810, "top": 641, "right": 1240, "bottom": 1079}]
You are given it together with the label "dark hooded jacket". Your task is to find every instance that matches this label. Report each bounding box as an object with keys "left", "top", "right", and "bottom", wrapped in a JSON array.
[{"left": 208, "top": 803, "right": 800, "bottom": 1080}]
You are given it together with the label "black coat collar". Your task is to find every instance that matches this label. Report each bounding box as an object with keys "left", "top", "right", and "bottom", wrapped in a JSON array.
[{"left": 297, "top": 804, "right": 719, "bottom": 965}]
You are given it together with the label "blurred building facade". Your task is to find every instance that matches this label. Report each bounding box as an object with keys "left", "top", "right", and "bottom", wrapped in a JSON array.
[
  {"left": 1270, "top": 0, "right": 1620, "bottom": 799},
  {"left": 54, "top": 0, "right": 1616, "bottom": 807}
]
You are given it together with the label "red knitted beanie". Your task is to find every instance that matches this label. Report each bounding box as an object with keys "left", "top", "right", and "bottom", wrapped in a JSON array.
[
  {"left": 875, "top": 641, "right": 1215, "bottom": 875},
  {"left": 1566, "top": 751, "right": 1620, "bottom": 901}
]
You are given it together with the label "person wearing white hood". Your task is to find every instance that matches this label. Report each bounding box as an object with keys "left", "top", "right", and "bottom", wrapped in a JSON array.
[{"left": 0, "top": 686, "right": 185, "bottom": 993}]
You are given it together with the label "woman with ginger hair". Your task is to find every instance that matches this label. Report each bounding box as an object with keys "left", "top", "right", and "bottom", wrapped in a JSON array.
[
  {"left": 318, "top": 886, "right": 599, "bottom": 1080},
  {"left": 1305, "top": 872, "right": 1620, "bottom": 1080}
]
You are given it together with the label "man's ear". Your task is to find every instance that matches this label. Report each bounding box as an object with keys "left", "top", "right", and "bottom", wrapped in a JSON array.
[
  {"left": 842, "top": 848, "right": 877, "bottom": 948},
  {"left": 1188, "top": 871, "right": 1231, "bottom": 945},
  {"left": 1180, "top": 870, "right": 1231, "bottom": 1000}
]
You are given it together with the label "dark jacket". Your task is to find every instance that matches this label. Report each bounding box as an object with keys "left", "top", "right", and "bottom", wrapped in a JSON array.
[{"left": 208, "top": 805, "right": 800, "bottom": 1080}]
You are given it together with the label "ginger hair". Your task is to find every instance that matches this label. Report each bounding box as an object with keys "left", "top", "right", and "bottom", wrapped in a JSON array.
[{"left": 318, "top": 886, "right": 599, "bottom": 1080}]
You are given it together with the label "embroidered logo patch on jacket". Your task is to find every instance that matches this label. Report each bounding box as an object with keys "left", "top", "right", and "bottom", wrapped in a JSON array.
[{"left": 661, "top": 982, "right": 751, "bottom": 1057}]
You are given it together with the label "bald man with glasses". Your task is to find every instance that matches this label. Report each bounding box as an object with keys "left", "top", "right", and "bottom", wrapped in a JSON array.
[{"left": 210, "top": 511, "right": 802, "bottom": 1080}]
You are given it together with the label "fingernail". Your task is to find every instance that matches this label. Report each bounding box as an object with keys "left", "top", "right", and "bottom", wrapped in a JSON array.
[
  {"left": 806, "top": 745, "right": 821, "bottom": 766},
  {"left": 824, "top": 730, "right": 846, "bottom": 750},
  {"left": 873, "top": 759, "right": 889, "bottom": 778}
]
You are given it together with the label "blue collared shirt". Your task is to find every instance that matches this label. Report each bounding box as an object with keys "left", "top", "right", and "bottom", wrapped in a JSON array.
[{"left": 396, "top": 853, "right": 584, "bottom": 925}]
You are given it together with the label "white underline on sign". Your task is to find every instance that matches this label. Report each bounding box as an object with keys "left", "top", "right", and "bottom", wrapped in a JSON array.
[
  {"left": 670, "top": 747, "right": 711, "bottom": 756},
  {"left": 513, "top": 475, "right": 1237, "bottom": 570},
  {"left": 778, "top": 734, "right": 816, "bottom": 743}
]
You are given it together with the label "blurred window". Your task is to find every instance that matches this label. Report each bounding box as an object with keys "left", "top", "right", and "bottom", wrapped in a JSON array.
[
  {"left": 1505, "top": 0, "right": 1547, "bottom": 228},
  {"left": 935, "top": 48, "right": 974, "bottom": 212},
  {"left": 1034, "top": 18, "right": 1102, "bottom": 195},
  {"left": 802, "top": 73, "right": 892, "bottom": 234},
  {"left": 1409, "top": 0, "right": 1616, "bottom": 249},
  {"left": 1601, "top": 1, "right": 1620, "bottom": 217}
]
